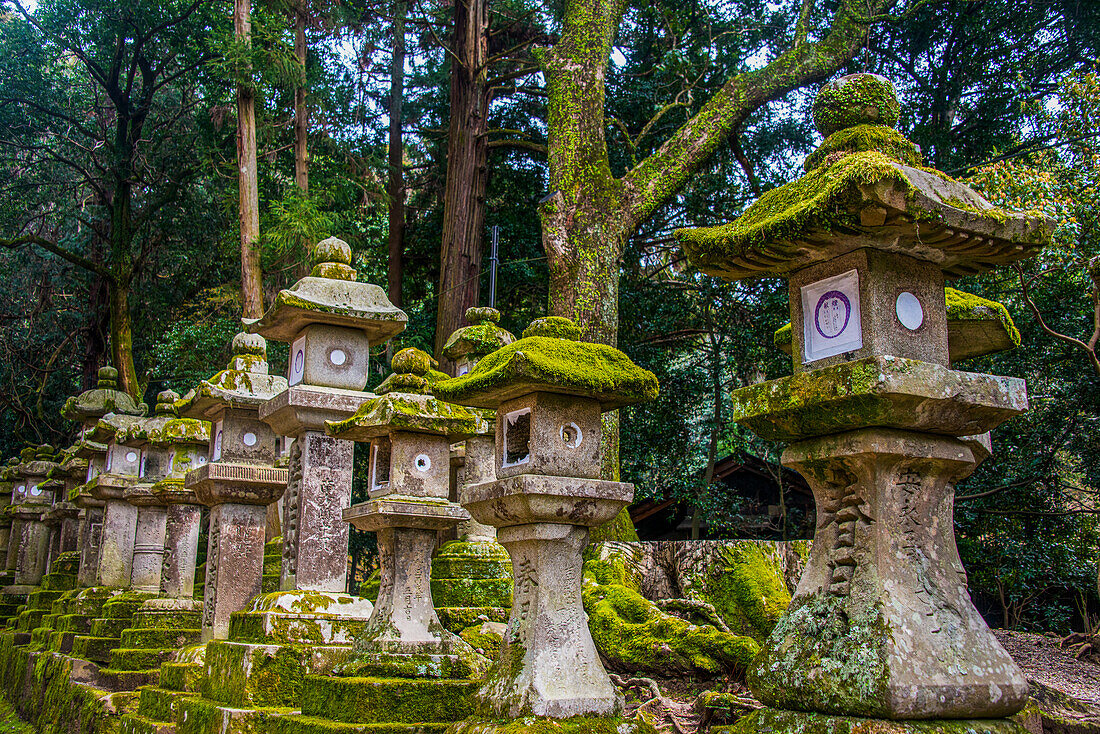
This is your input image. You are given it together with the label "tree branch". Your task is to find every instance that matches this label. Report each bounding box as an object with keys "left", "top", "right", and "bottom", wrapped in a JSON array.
[
  {"left": 621, "top": 0, "right": 898, "bottom": 230},
  {"left": 0, "top": 235, "right": 114, "bottom": 281}
]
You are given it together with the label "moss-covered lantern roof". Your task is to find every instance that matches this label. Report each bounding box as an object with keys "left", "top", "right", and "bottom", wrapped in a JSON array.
[
  {"left": 176, "top": 333, "right": 289, "bottom": 418},
  {"left": 118, "top": 390, "right": 212, "bottom": 448},
  {"left": 85, "top": 413, "right": 143, "bottom": 446},
  {"left": 773, "top": 287, "right": 1022, "bottom": 361},
  {"left": 327, "top": 348, "right": 480, "bottom": 441},
  {"left": 17, "top": 444, "right": 59, "bottom": 478},
  {"left": 675, "top": 73, "right": 1053, "bottom": 281},
  {"left": 442, "top": 306, "right": 516, "bottom": 362},
  {"left": 433, "top": 317, "right": 659, "bottom": 411},
  {"left": 61, "top": 366, "right": 147, "bottom": 425},
  {"left": 244, "top": 236, "right": 408, "bottom": 343}
]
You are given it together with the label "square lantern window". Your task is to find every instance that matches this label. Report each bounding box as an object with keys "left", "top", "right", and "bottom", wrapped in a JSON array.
[
  {"left": 496, "top": 393, "right": 602, "bottom": 479},
  {"left": 370, "top": 438, "right": 391, "bottom": 495},
  {"left": 388, "top": 433, "right": 450, "bottom": 499},
  {"left": 455, "top": 357, "right": 472, "bottom": 377},
  {"left": 502, "top": 408, "right": 531, "bottom": 468}
]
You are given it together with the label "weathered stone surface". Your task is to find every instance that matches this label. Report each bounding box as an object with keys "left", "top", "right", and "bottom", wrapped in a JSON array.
[
  {"left": 342, "top": 498, "right": 486, "bottom": 679},
  {"left": 748, "top": 429, "right": 1027, "bottom": 719},
  {"left": 159, "top": 501, "right": 201, "bottom": 599},
  {"left": 446, "top": 716, "right": 658, "bottom": 734},
  {"left": 461, "top": 474, "right": 632, "bottom": 529},
  {"left": 730, "top": 355, "right": 1027, "bottom": 441},
  {"left": 201, "top": 502, "right": 267, "bottom": 642},
  {"left": 278, "top": 430, "right": 355, "bottom": 593},
  {"left": 482, "top": 523, "right": 620, "bottom": 718},
  {"left": 96, "top": 498, "right": 139, "bottom": 588}
]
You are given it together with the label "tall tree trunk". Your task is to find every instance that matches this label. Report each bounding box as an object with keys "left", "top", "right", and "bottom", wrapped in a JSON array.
[
  {"left": 695, "top": 308, "right": 722, "bottom": 541},
  {"left": 386, "top": 0, "right": 406, "bottom": 313},
  {"left": 294, "top": 8, "right": 308, "bottom": 195},
  {"left": 236, "top": 0, "right": 263, "bottom": 319},
  {"left": 108, "top": 283, "right": 138, "bottom": 401},
  {"left": 433, "top": 0, "right": 490, "bottom": 369},
  {"left": 538, "top": 0, "right": 887, "bottom": 541}
]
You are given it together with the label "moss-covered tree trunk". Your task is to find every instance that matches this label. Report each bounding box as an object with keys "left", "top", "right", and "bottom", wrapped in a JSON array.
[{"left": 537, "top": 0, "right": 896, "bottom": 540}]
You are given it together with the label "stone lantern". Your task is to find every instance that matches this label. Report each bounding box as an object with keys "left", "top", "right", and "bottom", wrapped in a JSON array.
[
  {"left": 117, "top": 391, "right": 184, "bottom": 595},
  {"left": 245, "top": 236, "right": 406, "bottom": 600},
  {"left": 326, "top": 348, "right": 487, "bottom": 679},
  {"left": 676, "top": 74, "right": 1052, "bottom": 732},
  {"left": 9, "top": 445, "right": 60, "bottom": 592},
  {"left": 85, "top": 414, "right": 145, "bottom": 588},
  {"left": 147, "top": 400, "right": 210, "bottom": 602},
  {"left": 46, "top": 447, "right": 86, "bottom": 562},
  {"left": 434, "top": 316, "right": 659, "bottom": 722},
  {"left": 177, "top": 332, "right": 288, "bottom": 641},
  {"left": 433, "top": 307, "right": 516, "bottom": 626},
  {"left": 0, "top": 458, "right": 20, "bottom": 587},
  {"left": 62, "top": 366, "right": 147, "bottom": 588}
]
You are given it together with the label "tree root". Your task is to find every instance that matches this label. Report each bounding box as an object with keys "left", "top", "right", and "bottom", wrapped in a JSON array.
[
  {"left": 1060, "top": 632, "right": 1100, "bottom": 663},
  {"left": 610, "top": 674, "right": 692, "bottom": 734},
  {"left": 655, "top": 598, "right": 732, "bottom": 633}
]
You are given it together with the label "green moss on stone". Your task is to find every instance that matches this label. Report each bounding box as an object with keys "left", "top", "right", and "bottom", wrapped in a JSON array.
[
  {"left": 804, "top": 124, "right": 921, "bottom": 172},
  {"left": 582, "top": 556, "right": 759, "bottom": 676},
  {"left": 435, "top": 333, "right": 658, "bottom": 411},
  {"left": 945, "top": 287, "right": 1021, "bottom": 347},
  {"left": 812, "top": 74, "right": 901, "bottom": 137},
  {"left": 449, "top": 715, "right": 659, "bottom": 734},
  {"left": 300, "top": 675, "right": 480, "bottom": 724}
]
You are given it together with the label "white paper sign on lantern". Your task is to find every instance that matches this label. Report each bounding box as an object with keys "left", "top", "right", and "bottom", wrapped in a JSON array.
[{"left": 801, "top": 269, "right": 863, "bottom": 363}]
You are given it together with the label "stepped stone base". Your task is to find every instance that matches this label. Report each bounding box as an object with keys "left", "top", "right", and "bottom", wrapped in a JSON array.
[
  {"left": 301, "top": 676, "right": 480, "bottom": 724},
  {"left": 719, "top": 709, "right": 1030, "bottom": 734}
]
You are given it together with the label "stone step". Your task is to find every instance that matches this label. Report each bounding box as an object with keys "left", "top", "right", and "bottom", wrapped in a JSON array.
[
  {"left": 120, "top": 627, "right": 202, "bottom": 650},
  {"left": 270, "top": 717, "right": 449, "bottom": 734},
  {"left": 67, "top": 589, "right": 122, "bottom": 616},
  {"left": 429, "top": 578, "right": 512, "bottom": 609},
  {"left": 137, "top": 686, "right": 192, "bottom": 722},
  {"left": 159, "top": 661, "right": 202, "bottom": 692},
  {"left": 46, "top": 629, "right": 76, "bottom": 653},
  {"left": 101, "top": 594, "right": 154, "bottom": 619},
  {"left": 131, "top": 609, "right": 202, "bottom": 630},
  {"left": 29, "top": 626, "right": 52, "bottom": 647},
  {"left": 42, "top": 572, "right": 78, "bottom": 591},
  {"left": 16, "top": 608, "right": 47, "bottom": 631},
  {"left": 119, "top": 713, "right": 175, "bottom": 734},
  {"left": 299, "top": 677, "right": 479, "bottom": 724},
  {"left": 71, "top": 634, "right": 121, "bottom": 663},
  {"left": 109, "top": 647, "right": 178, "bottom": 672},
  {"left": 92, "top": 616, "right": 133, "bottom": 637},
  {"left": 0, "top": 603, "right": 20, "bottom": 618},
  {"left": 175, "top": 697, "right": 295, "bottom": 734},
  {"left": 27, "top": 589, "right": 66, "bottom": 609},
  {"left": 435, "top": 607, "right": 509, "bottom": 634},
  {"left": 49, "top": 551, "right": 80, "bottom": 574},
  {"left": 55, "top": 613, "right": 93, "bottom": 633}
]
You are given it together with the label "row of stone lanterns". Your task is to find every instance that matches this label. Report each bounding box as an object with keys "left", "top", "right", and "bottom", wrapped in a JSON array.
[{"left": 0, "top": 67, "right": 1048, "bottom": 732}]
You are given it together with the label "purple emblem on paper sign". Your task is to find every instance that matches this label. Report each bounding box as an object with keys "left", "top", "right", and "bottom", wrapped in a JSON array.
[{"left": 814, "top": 290, "right": 852, "bottom": 339}]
